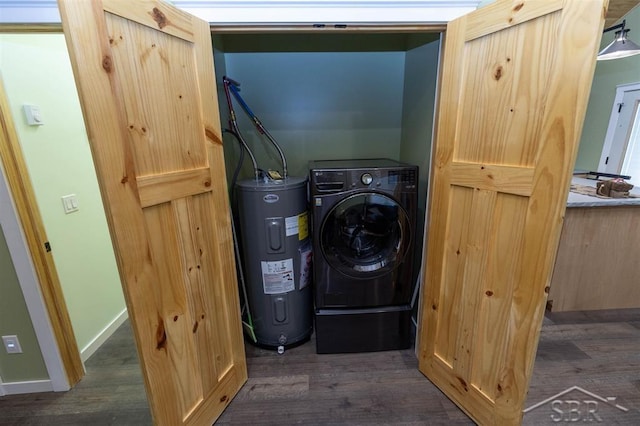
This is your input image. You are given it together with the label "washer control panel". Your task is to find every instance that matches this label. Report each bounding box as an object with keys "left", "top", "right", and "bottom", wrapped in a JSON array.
[
  {"left": 350, "top": 168, "right": 416, "bottom": 190},
  {"left": 311, "top": 167, "right": 417, "bottom": 193}
]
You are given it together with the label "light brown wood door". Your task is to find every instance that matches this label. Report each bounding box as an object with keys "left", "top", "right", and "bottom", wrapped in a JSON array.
[
  {"left": 417, "top": 0, "right": 607, "bottom": 424},
  {"left": 58, "top": 1, "right": 247, "bottom": 424}
]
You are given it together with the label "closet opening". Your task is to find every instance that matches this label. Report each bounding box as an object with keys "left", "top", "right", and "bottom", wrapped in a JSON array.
[{"left": 212, "top": 31, "right": 443, "bottom": 339}]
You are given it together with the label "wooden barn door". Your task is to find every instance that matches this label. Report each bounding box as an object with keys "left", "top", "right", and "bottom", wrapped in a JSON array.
[
  {"left": 417, "top": 0, "right": 607, "bottom": 424},
  {"left": 58, "top": 1, "right": 246, "bottom": 424}
]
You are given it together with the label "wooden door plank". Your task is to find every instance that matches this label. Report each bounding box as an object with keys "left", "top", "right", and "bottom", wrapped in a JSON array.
[
  {"left": 465, "top": 0, "right": 563, "bottom": 42},
  {"left": 452, "top": 189, "right": 495, "bottom": 379},
  {"left": 58, "top": 1, "right": 247, "bottom": 424},
  {"left": 104, "top": 0, "right": 195, "bottom": 42},
  {"left": 449, "top": 162, "right": 534, "bottom": 196},
  {"left": 172, "top": 196, "right": 217, "bottom": 388},
  {"left": 417, "top": 0, "right": 608, "bottom": 423},
  {"left": 436, "top": 186, "right": 473, "bottom": 365},
  {"left": 145, "top": 201, "right": 204, "bottom": 419},
  {"left": 137, "top": 167, "right": 213, "bottom": 208},
  {"left": 457, "top": 16, "right": 558, "bottom": 167},
  {"left": 422, "top": 6, "right": 467, "bottom": 367},
  {"left": 201, "top": 143, "right": 245, "bottom": 378},
  {"left": 106, "top": 14, "right": 206, "bottom": 176},
  {"left": 470, "top": 193, "right": 527, "bottom": 402}
]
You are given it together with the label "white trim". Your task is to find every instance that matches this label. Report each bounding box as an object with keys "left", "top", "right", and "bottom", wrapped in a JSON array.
[
  {"left": 598, "top": 81, "right": 640, "bottom": 172},
  {"left": 0, "top": 161, "right": 70, "bottom": 392},
  {"left": 0, "top": 3, "right": 60, "bottom": 24},
  {"left": 0, "top": 0, "right": 480, "bottom": 24},
  {"left": 1, "top": 379, "right": 53, "bottom": 395},
  {"left": 80, "top": 308, "right": 128, "bottom": 362},
  {"left": 180, "top": 1, "right": 479, "bottom": 24}
]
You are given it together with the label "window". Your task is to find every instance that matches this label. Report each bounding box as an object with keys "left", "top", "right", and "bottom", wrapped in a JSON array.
[{"left": 599, "top": 82, "right": 640, "bottom": 186}]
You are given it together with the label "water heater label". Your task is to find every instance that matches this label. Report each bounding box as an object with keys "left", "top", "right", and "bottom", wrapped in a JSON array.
[
  {"left": 285, "top": 212, "right": 309, "bottom": 239},
  {"left": 299, "top": 246, "right": 312, "bottom": 290},
  {"left": 261, "top": 259, "right": 294, "bottom": 294},
  {"left": 285, "top": 215, "right": 298, "bottom": 236},
  {"left": 298, "top": 213, "right": 308, "bottom": 241}
]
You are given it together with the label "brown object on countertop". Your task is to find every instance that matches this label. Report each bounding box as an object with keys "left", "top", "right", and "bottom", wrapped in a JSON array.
[{"left": 596, "top": 178, "right": 634, "bottom": 198}]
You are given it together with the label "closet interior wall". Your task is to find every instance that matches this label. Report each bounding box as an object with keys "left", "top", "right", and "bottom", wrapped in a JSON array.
[{"left": 212, "top": 31, "right": 442, "bottom": 288}]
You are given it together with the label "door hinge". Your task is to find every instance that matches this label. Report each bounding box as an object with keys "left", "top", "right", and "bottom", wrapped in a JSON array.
[
  {"left": 618, "top": 102, "right": 624, "bottom": 113},
  {"left": 44, "top": 241, "right": 51, "bottom": 252}
]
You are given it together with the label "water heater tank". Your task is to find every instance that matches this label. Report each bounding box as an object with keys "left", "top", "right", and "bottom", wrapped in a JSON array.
[{"left": 235, "top": 176, "right": 313, "bottom": 349}]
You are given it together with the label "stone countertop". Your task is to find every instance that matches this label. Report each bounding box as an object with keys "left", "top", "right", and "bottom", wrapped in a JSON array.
[{"left": 567, "top": 177, "right": 640, "bottom": 207}]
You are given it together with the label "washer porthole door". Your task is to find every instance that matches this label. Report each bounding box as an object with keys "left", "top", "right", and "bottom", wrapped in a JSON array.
[{"left": 320, "top": 193, "right": 411, "bottom": 278}]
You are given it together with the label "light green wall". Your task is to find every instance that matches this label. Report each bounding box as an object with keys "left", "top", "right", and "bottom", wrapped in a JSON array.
[
  {"left": 218, "top": 39, "right": 439, "bottom": 291},
  {"left": 575, "top": 5, "right": 640, "bottom": 171},
  {"left": 0, "top": 34, "right": 125, "bottom": 354},
  {"left": 0, "top": 226, "right": 49, "bottom": 382},
  {"left": 222, "top": 51, "right": 405, "bottom": 179},
  {"left": 399, "top": 36, "right": 441, "bottom": 281}
]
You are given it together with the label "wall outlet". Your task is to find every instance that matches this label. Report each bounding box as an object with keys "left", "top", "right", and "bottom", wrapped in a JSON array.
[{"left": 2, "top": 335, "right": 23, "bottom": 354}]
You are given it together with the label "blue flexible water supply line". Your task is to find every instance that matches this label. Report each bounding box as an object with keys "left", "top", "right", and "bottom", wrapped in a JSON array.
[{"left": 226, "top": 78, "right": 288, "bottom": 178}]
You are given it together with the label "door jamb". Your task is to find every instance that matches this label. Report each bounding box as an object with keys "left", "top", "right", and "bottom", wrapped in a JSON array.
[{"left": 0, "top": 160, "right": 69, "bottom": 392}]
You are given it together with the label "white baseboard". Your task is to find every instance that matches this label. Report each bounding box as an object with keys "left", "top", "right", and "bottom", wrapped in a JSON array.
[
  {"left": 2, "top": 379, "right": 53, "bottom": 395},
  {"left": 80, "top": 308, "right": 128, "bottom": 362}
]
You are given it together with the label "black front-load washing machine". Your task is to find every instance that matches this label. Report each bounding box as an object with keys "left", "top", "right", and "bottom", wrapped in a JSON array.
[{"left": 309, "top": 159, "right": 418, "bottom": 353}]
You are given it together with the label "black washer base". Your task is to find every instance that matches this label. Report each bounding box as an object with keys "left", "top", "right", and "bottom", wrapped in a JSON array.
[{"left": 315, "top": 305, "right": 412, "bottom": 354}]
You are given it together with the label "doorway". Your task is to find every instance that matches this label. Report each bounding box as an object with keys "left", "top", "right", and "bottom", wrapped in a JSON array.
[
  {"left": 598, "top": 82, "right": 640, "bottom": 185},
  {"left": 0, "top": 33, "right": 124, "bottom": 393}
]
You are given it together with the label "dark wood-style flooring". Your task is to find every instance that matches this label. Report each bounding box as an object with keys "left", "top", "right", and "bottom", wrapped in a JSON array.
[{"left": 2, "top": 309, "right": 639, "bottom": 425}]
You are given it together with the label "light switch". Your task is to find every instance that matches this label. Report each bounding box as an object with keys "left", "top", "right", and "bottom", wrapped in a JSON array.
[
  {"left": 23, "top": 104, "right": 44, "bottom": 126},
  {"left": 61, "top": 194, "right": 79, "bottom": 214}
]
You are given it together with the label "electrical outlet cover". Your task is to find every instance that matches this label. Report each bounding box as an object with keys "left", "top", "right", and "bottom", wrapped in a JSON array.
[{"left": 2, "top": 335, "right": 23, "bottom": 354}]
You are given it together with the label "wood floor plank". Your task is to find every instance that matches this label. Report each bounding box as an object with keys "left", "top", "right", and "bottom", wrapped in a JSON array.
[{"left": 1, "top": 308, "right": 639, "bottom": 425}]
